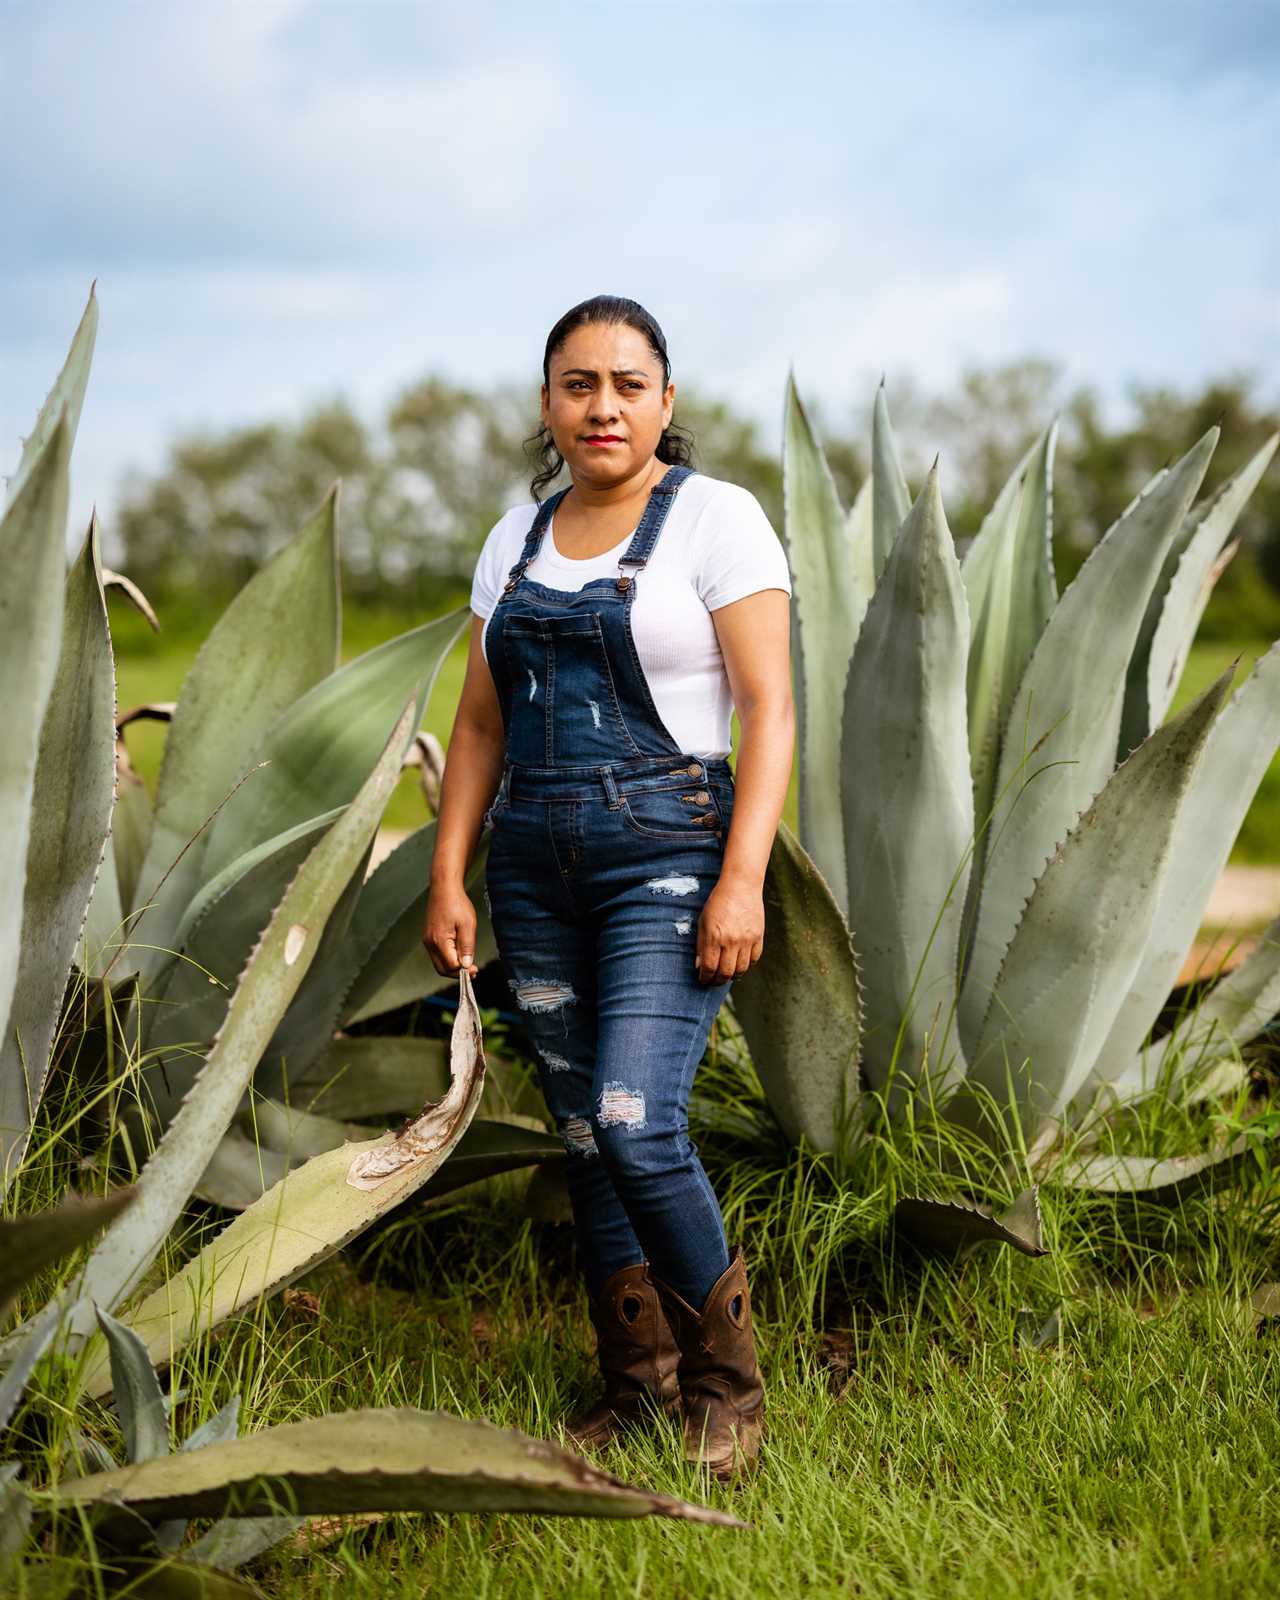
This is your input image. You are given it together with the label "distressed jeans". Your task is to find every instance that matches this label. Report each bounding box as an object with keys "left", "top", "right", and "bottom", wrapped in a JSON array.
[{"left": 484, "top": 755, "right": 736, "bottom": 1307}]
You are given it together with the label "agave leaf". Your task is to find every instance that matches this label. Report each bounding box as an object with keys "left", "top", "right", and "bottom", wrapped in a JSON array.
[
  {"left": 166, "top": 801, "right": 373, "bottom": 1076},
  {"left": 81, "top": 970, "right": 485, "bottom": 1395},
  {"left": 1050, "top": 1126, "right": 1276, "bottom": 1199},
  {"left": 1251, "top": 1283, "right": 1280, "bottom": 1328},
  {"left": 343, "top": 937, "right": 462, "bottom": 1024},
  {"left": 139, "top": 811, "right": 346, "bottom": 1128},
  {"left": 158, "top": 1396, "right": 252, "bottom": 1560},
  {"left": 102, "top": 566, "right": 161, "bottom": 631},
  {"left": 241, "top": 1098, "right": 375, "bottom": 1160},
  {"left": 112, "top": 717, "right": 160, "bottom": 918},
  {"left": 340, "top": 835, "right": 494, "bottom": 1027},
  {"left": 1145, "top": 914, "right": 1280, "bottom": 1085},
  {"left": 960, "top": 429, "right": 1219, "bottom": 1052},
  {"left": 782, "top": 375, "right": 865, "bottom": 907},
  {"left": 261, "top": 824, "right": 442, "bottom": 1078},
  {"left": 961, "top": 424, "right": 1057, "bottom": 853},
  {"left": 82, "top": 845, "right": 126, "bottom": 982},
  {"left": 0, "top": 524, "right": 115, "bottom": 1180},
  {"left": 263, "top": 823, "right": 492, "bottom": 1085},
  {"left": 0, "top": 1464, "right": 32, "bottom": 1587},
  {"left": 842, "top": 464, "right": 972, "bottom": 1106},
  {"left": 51, "top": 1406, "right": 742, "bottom": 1528},
  {"left": 729, "top": 821, "right": 861, "bottom": 1152},
  {"left": 194, "top": 1131, "right": 295, "bottom": 1211},
  {"left": 201, "top": 1115, "right": 557, "bottom": 1214},
  {"left": 67, "top": 701, "right": 419, "bottom": 1347},
  {"left": 968, "top": 673, "right": 1229, "bottom": 1135},
  {"left": 286, "top": 1036, "right": 542, "bottom": 1128},
  {"left": 1086, "top": 645, "right": 1280, "bottom": 1096},
  {"left": 184, "top": 1395, "right": 241, "bottom": 1452},
  {"left": 892, "top": 1186, "right": 1046, "bottom": 1257},
  {"left": 61, "top": 1427, "right": 119, "bottom": 1478},
  {"left": 82, "top": 718, "right": 158, "bottom": 979},
  {"left": 0, "top": 417, "right": 72, "bottom": 1085},
  {"left": 1123, "top": 434, "right": 1278, "bottom": 755},
  {"left": 95, "top": 1305, "right": 169, "bottom": 1464},
  {"left": 4, "top": 286, "right": 97, "bottom": 514},
  {"left": 200, "top": 610, "right": 466, "bottom": 885},
  {"left": 417, "top": 1121, "right": 564, "bottom": 1206},
  {"left": 1016, "top": 1306, "right": 1062, "bottom": 1350},
  {"left": 129, "top": 496, "right": 341, "bottom": 975},
  {"left": 0, "top": 1189, "right": 135, "bottom": 1326},
  {"left": 846, "top": 476, "right": 875, "bottom": 590},
  {"left": 284, "top": 1034, "right": 449, "bottom": 1118},
  {"left": 870, "top": 381, "right": 911, "bottom": 578},
  {"left": 174, "top": 809, "right": 348, "bottom": 958},
  {"left": 0, "top": 1300, "right": 68, "bottom": 1438},
  {"left": 183, "top": 1513, "right": 305, "bottom": 1573}
]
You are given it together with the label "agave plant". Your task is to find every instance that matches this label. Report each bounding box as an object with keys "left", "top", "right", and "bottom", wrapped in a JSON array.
[
  {"left": 0, "top": 292, "right": 540, "bottom": 1213},
  {"left": 733, "top": 377, "right": 1280, "bottom": 1194},
  {"left": 0, "top": 294, "right": 571, "bottom": 1392},
  {"left": 2, "top": 290, "right": 562, "bottom": 1212}
]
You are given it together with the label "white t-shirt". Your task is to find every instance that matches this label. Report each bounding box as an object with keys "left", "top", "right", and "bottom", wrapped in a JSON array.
[{"left": 470, "top": 473, "right": 792, "bottom": 758}]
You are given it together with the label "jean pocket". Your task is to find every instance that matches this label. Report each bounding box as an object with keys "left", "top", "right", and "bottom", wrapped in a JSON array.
[
  {"left": 619, "top": 784, "right": 723, "bottom": 841},
  {"left": 483, "top": 789, "right": 510, "bottom": 830}
]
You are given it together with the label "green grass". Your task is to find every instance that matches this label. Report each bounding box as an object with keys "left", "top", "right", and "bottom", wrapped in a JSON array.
[{"left": 7, "top": 1013, "right": 1280, "bottom": 1599}]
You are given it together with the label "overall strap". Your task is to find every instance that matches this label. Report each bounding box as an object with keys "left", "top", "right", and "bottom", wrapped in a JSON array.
[
  {"left": 500, "top": 464, "right": 695, "bottom": 598},
  {"left": 614, "top": 464, "right": 695, "bottom": 592},
  {"left": 501, "top": 486, "right": 571, "bottom": 597}
]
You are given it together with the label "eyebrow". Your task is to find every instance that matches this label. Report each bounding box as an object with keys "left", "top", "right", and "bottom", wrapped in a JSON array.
[{"left": 558, "top": 367, "right": 650, "bottom": 379}]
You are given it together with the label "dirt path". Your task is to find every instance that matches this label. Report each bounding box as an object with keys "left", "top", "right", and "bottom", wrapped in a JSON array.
[{"left": 1203, "top": 866, "right": 1280, "bottom": 930}]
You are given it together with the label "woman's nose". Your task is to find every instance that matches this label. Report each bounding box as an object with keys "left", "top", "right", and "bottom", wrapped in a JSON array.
[{"left": 589, "top": 387, "right": 620, "bottom": 424}]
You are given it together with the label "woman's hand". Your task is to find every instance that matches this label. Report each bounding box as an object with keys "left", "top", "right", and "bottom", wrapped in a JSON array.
[
  {"left": 423, "top": 881, "right": 480, "bottom": 978},
  {"left": 695, "top": 874, "right": 764, "bottom": 985}
]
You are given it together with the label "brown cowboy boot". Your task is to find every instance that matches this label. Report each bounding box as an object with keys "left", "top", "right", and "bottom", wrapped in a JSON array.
[
  {"left": 651, "top": 1246, "right": 765, "bottom": 1481},
  {"left": 563, "top": 1262, "right": 681, "bottom": 1450}
]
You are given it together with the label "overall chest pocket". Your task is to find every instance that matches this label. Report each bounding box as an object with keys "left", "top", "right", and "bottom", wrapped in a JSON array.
[{"left": 501, "top": 613, "right": 640, "bottom": 762}]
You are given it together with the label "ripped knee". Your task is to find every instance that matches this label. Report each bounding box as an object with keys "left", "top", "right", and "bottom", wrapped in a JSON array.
[
  {"left": 509, "top": 976, "right": 577, "bottom": 1015},
  {"left": 561, "top": 1116, "right": 599, "bottom": 1158}
]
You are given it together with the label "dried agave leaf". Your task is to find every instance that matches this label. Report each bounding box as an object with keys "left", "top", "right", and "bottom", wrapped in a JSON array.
[
  {"left": 346, "top": 967, "right": 486, "bottom": 1188},
  {"left": 81, "top": 970, "right": 485, "bottom": 1396}
]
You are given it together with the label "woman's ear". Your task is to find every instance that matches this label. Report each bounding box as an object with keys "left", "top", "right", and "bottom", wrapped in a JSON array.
[
  {"left": 539, "top": 382, "right": 549, "bottom": 426},
  {"left": 663, "top": 380, "right": 676, "bottom": 429}
]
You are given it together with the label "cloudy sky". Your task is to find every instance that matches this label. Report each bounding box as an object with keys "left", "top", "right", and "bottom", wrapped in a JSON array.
[{"left": 1, "top": 0, "right": 1276, "bottom": 533}]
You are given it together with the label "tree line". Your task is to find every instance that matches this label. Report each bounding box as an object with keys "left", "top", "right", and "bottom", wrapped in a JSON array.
[{"left": 115, "top": 359, "right": 1280, "bottom": 638}]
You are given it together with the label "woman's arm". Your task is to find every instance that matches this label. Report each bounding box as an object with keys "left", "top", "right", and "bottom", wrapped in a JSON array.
[
  {"left": 422, "top": 615, "right": 506, "bottom": 977},
  {"left": 697, "top": 589, "right": 794, "bottom": 985}
]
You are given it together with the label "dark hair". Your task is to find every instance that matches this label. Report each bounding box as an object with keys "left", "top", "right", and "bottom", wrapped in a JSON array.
[{"left": 524, "top": 294, "right": 697, "bottom": 502}]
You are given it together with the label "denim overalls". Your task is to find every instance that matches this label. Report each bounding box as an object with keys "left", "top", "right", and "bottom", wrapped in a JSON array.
[{"left": 483, "top": 464, "right": 735, "bottom": 1306}]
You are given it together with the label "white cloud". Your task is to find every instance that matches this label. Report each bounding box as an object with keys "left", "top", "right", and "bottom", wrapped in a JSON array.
[{"left": 1, "top": 0, "right": 1276, "bottom": 540}]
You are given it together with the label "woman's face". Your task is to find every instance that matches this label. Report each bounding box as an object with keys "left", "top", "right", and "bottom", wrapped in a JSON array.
[{"left": 541, "top": 321, "right": 675, "bottom": 487}]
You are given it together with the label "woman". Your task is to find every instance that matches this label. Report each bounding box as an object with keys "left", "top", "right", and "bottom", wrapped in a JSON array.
[{"left": 422, "top": 295, "right": 794, "bottom": 1480}]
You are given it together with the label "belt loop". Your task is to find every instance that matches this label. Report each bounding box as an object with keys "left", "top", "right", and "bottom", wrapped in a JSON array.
[
  {"left": 600, "top": 767, "right": 621, "bottom": 809},
  {"left": 499, "top": 763, "right": 512, "bottom": 804}
]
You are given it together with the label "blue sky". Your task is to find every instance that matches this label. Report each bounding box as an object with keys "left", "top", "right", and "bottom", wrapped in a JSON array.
[{"left": 1, "top": 0, "right": 1276, "bottom": 535}]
